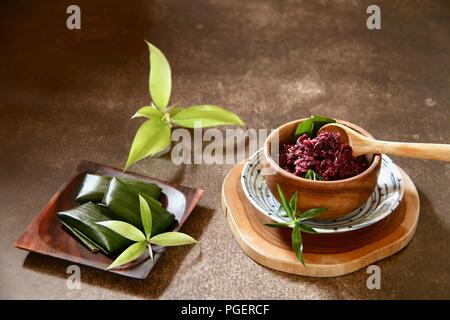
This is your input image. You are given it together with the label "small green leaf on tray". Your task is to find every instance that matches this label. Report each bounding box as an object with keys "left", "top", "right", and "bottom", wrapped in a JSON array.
[
  {"left": 124, "top": 118, "right": 171, "bottom": 171},
  {"left": 131, "top": 106, "right": 164, "bottom": 119},
  {"left": 292, "top": 223, "right": 304, "bottom": 266},
  {"left": 107, "top": 241, "right": 147, "bottom": 270},
  {"left": 299, "top": 207, "right": 328, "bottom": 221},
  {"left": 148, "top": 244, "right": 154, "bottom": 261},
  {"left": 139, "top": 195, "right": 152, "bottom": 239},
  {"left": 171, "top": 105, "right": 245, "bottom": 128},
  {"left": 96, "top": 221, "right": 146, "bottom": 242},
  {"left": 150, "top": 232, "right": 198, "bottom": 246},
  {"left": 105, "top": 194, "right": 197, "bottom": 269},
  {"left": 146, "top": 41, "right": 172, "bottom": 110}
]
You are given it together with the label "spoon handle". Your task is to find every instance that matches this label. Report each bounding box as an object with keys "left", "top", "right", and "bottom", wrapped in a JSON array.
[{"left": 370, "top": 140, "right": 450, "bottom": 161}]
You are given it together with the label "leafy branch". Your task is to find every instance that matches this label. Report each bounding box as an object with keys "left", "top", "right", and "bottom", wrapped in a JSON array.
[
  {"left": 125, "top": 41, "right": 245, "bottom": 171},
  {"left": 291, "top": 115, "right": 335, "bottom": 180},
  {"left": 97, "top": 194, "right": 197, "bottom": 270},
  {"left": 292, "top": 114, "right": 335, "bottom": 142},
  {"left": 304, "top": 169, "right": 322, "bottom": 181},
  {"left": 265, "top": 184, "right": 327, "bottom": 265}
]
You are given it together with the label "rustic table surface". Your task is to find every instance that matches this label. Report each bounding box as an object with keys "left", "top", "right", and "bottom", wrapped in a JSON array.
[{"left": 1, "top": 0, "right": 449, "bottom": 299}]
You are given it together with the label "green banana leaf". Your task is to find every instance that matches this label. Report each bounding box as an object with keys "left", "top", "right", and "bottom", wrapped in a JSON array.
[
  {"left": 68, "top": 225, "right": 104, "bottom": 253},
  {"left": 102, "top": 177, "right": 176, "bottom": 235},
  {"left": 121, "top": 178, "right": 162, "bottom": 201},
  {"left": 57, "top": 202, "right": 133, "bottom": 254},
  {"left": 75, "top": 174, "right": 162, "bottom": 204},
  {"left": 75, "top": 174, "right": 112, "bottom": 203}
]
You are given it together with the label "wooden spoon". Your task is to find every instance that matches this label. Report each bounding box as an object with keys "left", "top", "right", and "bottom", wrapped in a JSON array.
[{"left": 319, "top": 123, "right": 450, "bottom": 161}]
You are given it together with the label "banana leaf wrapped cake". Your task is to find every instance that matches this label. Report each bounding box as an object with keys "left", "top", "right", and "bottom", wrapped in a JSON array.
[
  {"left": 75, "top": 174, "right": 162, "bottom": 204},
  {"left": 57, "top": 202, "right": 132, "bottom": 254},
  {"left": 103, "top": 177, "right": 174, "bottom": 235},
  {"left": 57, "top": 174, "right": 176, "bottom": 255},
  {"left": 75, "top": 174, "right": 112, "bottom": 203}
]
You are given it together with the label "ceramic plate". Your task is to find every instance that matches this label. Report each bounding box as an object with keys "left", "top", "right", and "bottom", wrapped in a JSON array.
[{"left": 241, "top": 149, "right": 404, "bottom": 233}]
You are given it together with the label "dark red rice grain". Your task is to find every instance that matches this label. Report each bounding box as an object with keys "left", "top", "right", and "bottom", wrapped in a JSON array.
[{"left": 279, "top": 131, "right": 369, "bottom": 181}]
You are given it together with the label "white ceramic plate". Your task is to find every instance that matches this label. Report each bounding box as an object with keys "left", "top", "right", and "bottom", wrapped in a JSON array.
[{"left": 241, "top": 149, "right": 404, "bottom": 233}]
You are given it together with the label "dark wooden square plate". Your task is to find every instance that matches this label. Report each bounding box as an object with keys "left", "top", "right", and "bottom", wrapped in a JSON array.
[{"left": 15, "top": 160, "right": 203, "bottom": 279}]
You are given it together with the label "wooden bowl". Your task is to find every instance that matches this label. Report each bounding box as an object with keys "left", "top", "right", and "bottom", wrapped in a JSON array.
[{"left": 263, "top": 119, "right": 381, "bottom": 220}]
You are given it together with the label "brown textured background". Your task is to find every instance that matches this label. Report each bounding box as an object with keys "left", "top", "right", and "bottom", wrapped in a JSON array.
[{"left": 1, "top": 0, "right": 449, "bottom": 299}]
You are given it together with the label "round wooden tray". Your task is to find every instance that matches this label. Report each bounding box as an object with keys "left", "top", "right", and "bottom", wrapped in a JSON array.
[{"left": 221, "top": 163, "right": 419, "bottom": 277}]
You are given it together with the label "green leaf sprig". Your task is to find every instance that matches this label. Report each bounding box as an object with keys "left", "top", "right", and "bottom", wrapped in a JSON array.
[
  {"left": 125, "top": 41, "right": 245, "bottom": 170},
  {"left": 97, "top": 194, "right": 197, "bottom": 270},
  {"left": 291, "top": 115, "right": 335, "bottom": 181},
  {"left": 304, "top": 169, "right": 322, "bottom": 181},
  {"left": 292, "top": 114, "right": 336, "bottom": 142},
  {"left": 265, "top": 185, "right": 327, "bottom": 265}
]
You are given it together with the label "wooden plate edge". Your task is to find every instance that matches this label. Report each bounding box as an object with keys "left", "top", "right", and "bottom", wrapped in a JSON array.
[{"left": 222, "top": 164, "right": 420, "bottom": 277}]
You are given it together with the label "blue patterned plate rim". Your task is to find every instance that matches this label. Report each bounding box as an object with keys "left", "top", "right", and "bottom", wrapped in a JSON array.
[{"left": 240, "top": 148, "right": 404, "bottom": 234}]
